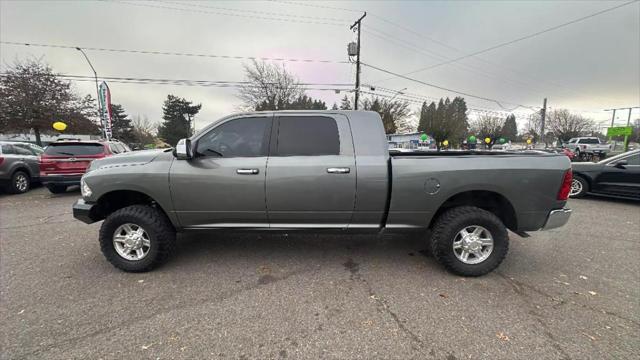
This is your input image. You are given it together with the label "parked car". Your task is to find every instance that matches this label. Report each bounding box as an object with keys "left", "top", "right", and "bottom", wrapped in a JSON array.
[
  {"left": 0, "top": 141, "right": 44, "bottom": 194},
  {"left": 73, "top": 111, "right": 572, "bottom": 276},
  {"left": 570, "top": 149, "right": 640, "bottom": 200},
  {"left": 565, "top": 137, "right": 610, "bottom": 160},
  {"left": 40, "top": 139, "right": 131, "bottom": 194}
]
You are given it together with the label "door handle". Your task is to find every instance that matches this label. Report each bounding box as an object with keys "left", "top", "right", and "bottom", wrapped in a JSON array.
[
  {"left": 236, "top": 168, "right": 259, "bottom": 175},
  {"left": 327, "top": 167, "right": 350, "bottom": 174}
]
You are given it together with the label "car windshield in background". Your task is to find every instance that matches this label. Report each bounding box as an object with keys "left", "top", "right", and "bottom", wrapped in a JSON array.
[
  {"left": 579, "top": 139, "right": 600, "bottom": 144},
  {"left": 44, "top": 143, "right": 105, "bottom": 156}
]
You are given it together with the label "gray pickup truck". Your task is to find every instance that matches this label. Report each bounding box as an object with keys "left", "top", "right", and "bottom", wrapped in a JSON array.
[{"left": 73, "top": 111, "right": 572, "bottom": 276}]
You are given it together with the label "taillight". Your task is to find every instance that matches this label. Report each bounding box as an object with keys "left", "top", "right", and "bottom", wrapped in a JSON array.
[
  {"left": 557, "top": 169, "right": 573, "bottom": 200},
  {"left": 0, "top": 156, "right": 4, "bottom": 166}
]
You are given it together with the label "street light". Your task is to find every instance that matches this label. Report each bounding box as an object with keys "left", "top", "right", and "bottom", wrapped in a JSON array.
[{"left": 76, "top": 47, "right": 106, "bottom": 138}]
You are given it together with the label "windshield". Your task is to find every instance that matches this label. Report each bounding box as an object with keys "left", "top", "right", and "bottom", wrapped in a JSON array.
[
  {"left": 579, "top": 138, "right": 600, "bottom": 144},
  {"left": 44, "top": 143, "right": 105, "bottom": 156},
  {"left": 599, "top": 150, "right": 639, "bottom": 164}
]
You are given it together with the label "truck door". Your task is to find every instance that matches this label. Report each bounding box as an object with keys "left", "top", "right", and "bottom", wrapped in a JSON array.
[
  {"left": 169, "top": 115, "right": 273, "bottom": 228},
  {"left": 266, "top": 114, "right": 356, "bottom": 228}
]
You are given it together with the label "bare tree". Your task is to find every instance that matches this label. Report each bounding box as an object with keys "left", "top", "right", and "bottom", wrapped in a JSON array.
[
  {"left": 0, "top": 58, "right": 99, "bottom": 145},
  {"left": 131, "top": 114, "right": 157, "bottom": 146},
  {"left": 524, "top": 112, "right": 543, "bottom": 142},
  {"left": 395, "top": 115, "right": 418, "bottom": 134},
  {"left": 470, "top": 114, "right": 504, "bottom": 148},
  {"left": 238, "top": 60, "right": 304, "bottom": 110},
  {"left": 546, "top": 109, "right": 595, "bottom": 142}
]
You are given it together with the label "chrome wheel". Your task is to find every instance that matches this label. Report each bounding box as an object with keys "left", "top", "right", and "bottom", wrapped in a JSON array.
[
  {"left": 452, "top": 225, "right": 493, "bottom": 264},
  {"left": 569, "top": 178, "right": 582, "bottom": 196},
  {"left": 113, "top": 223, "right": 151, "bottom": 261},
  {"left": 15, "top": 173, "right": 28, "bottom": 192}
]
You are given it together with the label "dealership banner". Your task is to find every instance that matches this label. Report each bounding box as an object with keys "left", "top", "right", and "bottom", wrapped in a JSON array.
[{"left": 98, "top": 81, "right": 112, "bottom": 139}]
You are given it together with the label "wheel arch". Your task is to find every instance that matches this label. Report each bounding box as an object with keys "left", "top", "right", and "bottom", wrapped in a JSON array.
[
  {"left": 11, "top": 164, "right": 33, "bottom": 179},
  {"left": 93, "top": 189, "right": 177, "bottom": 229},
  {"left": 428, "top": 190, "right": 518, "bottom": 231}
]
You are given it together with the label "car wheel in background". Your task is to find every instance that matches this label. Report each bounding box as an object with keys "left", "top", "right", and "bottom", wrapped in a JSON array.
[
  {"left": 430, "top": 206, "right": 509, "bottom": 277},
  {"left": 569, "top": 176, "right": 588, "bottom": 198},
  {"left": 8, "top": 171, "right": 30, "bottom": 194},
  {"left": 46, "top": 184, "right": 68, "bottom": 194},
  {"left": 99, "top": 205, "right": 176, "bottom": 272}
]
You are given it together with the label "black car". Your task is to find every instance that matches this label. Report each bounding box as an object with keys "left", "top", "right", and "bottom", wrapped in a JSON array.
[{"left": 570, "top": 150, "right": 640, "bottom": 200}]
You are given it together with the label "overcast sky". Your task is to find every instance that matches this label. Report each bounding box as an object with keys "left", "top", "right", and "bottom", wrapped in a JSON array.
[{"left": 1, "top": 0, "right": 639, "bottom": 131}]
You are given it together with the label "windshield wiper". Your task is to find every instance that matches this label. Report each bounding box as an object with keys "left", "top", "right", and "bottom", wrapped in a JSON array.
[{"left": 55, "top": 151, "right": 76, "bottom": 156}]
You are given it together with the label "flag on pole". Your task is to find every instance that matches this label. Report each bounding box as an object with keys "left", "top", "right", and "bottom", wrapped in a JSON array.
[{"left": 98, "top": 81, "right": 112, "bottom": 139}]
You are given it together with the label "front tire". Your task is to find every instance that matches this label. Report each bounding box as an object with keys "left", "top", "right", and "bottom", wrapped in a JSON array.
[
  {"left": 8, "top": 171, "right": 30, "bottom": 194},
  {"left": 99, "top": 205, "right": 176, "bottom": 272},
  {"left": 569, "top": 176, "right": 588, "bottom": 198},
  {"left": 431, "top": 206, "right": 508, "bottom": 277}
]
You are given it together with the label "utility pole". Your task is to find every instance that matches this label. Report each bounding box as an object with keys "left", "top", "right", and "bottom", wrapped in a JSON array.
[
  {"left": 76, "top": 47, "right": 106, "bottom": 139},
  {"left": 349, "top": 12, "right": 366, "bottom": 110},
  {"left": 540, "top": 98, "right": 547, "bottom": 147}
]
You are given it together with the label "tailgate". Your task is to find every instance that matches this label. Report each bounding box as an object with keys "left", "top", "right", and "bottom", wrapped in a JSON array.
[{"left": 40, "top": 143, "right": 107, "bottom": 176}]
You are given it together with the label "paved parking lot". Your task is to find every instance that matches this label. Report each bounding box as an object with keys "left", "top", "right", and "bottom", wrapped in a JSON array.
[{"left": 1, "top": 187, "right": 638, "bottom": 359}]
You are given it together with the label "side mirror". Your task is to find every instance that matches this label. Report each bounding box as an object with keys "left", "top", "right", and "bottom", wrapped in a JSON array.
[
  {"left": 174, "top": 138, "right": 193, "bottom": 160},
  {"left": 613, "top": 159, "right": 627, "bottom": 168}
]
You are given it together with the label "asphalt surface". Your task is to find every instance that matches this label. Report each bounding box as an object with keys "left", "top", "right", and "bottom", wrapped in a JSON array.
[{"left": 1, "top": 187, "right": 639, "bottom": 359}]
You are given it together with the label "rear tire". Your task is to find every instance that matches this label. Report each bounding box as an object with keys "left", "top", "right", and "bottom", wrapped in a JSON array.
[
  {"left": 8, "top": 171, "right": 30, "bottom": 194},
  {"left": 99, "top": 205, "right": 176, "bottom": 272},
  {"left": 46, "top": 184, "right": 68, "bottom": 194},
  {"left": 569, "top": 176, "right": 588, "bottom": 198},
  {"left": 431, "top": 206, "right": 508, "bottom": 277}
]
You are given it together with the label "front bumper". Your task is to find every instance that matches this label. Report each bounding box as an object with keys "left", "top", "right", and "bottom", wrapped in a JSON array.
[
  {"left": 41, "top": 174, "right": 83, "bottom": 186},
  {"left": 73, "top": 199, "right": 100, "bottom": 224},
  {"left": 541, "top": 208, "right": 572, "bottom": 230}
]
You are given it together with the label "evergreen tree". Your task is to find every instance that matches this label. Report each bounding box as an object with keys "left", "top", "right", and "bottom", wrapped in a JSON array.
[
  {"left": 339, "top": 95, "right": 352, "bottom": 110},
  {"left": 158, "top": 95, "right": 202, "bottom": 146},
  {"left": 331, "top": 103, "right": 338, "bottom": 110},
  {"left": 501, "top": 114, "right": 518, "bottom": 141},
  {"left": 418, "top": 97, "right": 469, "bottom": 149},
  {"left": 109, "top": 103, "right": 135, "bottom": 144},
  {"left": 255, "top": 95, "right": 327, "bottom": 111}
]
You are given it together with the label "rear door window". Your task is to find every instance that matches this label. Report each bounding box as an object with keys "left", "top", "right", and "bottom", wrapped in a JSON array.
[
  {"left": 44, "top": 143, "right": 105, "bottom": 156},
  {"left": 1, "top": 144, "right": 16, "bottom": 155},
  {"left": 12, "top": 145, "right": 34, "bottom": 156},
  {"left": 275, "top": 116, "right": 340, "bottom": 156},
  {"left": 109, "top": 143, "right": 122, "bottom": 154}
]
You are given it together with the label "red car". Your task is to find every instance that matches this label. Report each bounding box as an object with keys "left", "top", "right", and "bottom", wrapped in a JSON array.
[
  {"left": 39, "top": 139, "right": 131, "bottom": 193},
  {"left": 560, "top": 148, "right": 576, "bottom": 160}
]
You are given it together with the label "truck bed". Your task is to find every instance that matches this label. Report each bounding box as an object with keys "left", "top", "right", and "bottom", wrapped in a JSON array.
[{"left": 385, "top": 152, "right": 570, "bottom": 231}]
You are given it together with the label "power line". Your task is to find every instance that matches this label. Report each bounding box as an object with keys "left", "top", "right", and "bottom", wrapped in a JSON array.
[
  {"left": 381, "top": 0, "right": 639, "bottom": 79},
  {"left": 0, "top": 41, "right": 349, "bottom": 64},
  {"left": 0, "top": 72, "right": 353, "bottom": 89},
  {"left": 360, "top": 62, "right": 537, "bottom": 110},
  {"left": 269, "top": 0, "right": 362, "bottom": 14},
  {"left": 156, "top": 0, "right": 351, "bottom": 23},
  {"left": 104, "top": 0, "right": 348, "bottom": 26},
  {"left": 362, "top": 27, "right": 557, "bottom": 101},
  {"left": 277, "top": 0, "right": 619, "bottom": 104}
]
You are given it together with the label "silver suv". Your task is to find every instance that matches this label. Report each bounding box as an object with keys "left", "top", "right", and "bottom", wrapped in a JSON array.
[{"left": 0, "top": 141, "right": 44, "bottom": 194}]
